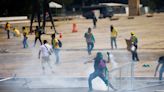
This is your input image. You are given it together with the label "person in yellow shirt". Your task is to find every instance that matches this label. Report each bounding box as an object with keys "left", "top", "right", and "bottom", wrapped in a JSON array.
[
  {"left": 22, "top": 27, "right": 28, "bottom": 48},
  {"left": 13, "top": 27, "right": 21, "bottom": 37},
  {"left": 51, "top": 33, "right": 60, "bottom": 64},
  {"left": 110, "top": 25, "right": 118, "bottom": 49},
  {"left": 5, "top": 22, "right": 11, "bottom": 39}
]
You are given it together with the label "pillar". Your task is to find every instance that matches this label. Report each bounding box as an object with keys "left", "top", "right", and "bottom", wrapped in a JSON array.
[{"left": 128, "top": 0, "right": 140, "bottom": 16}]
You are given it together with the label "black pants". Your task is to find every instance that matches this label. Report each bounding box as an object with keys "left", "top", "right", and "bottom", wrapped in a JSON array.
[
  {"left": 34, "top": 37, "right": 42, "bottom": 46},
  {"left": 131, "top": 51, "right": 139, "bottom": 61},
  {"left": 7, "top": 30, "right": 10, "bottom": 39}
]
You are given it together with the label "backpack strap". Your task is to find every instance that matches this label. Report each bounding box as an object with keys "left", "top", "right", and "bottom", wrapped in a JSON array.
[{"left": 44, "top": 45, "right": 51, "bottom": 55}]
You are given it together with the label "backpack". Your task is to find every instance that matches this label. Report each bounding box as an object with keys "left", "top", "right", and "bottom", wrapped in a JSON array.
[
  {"left": 158, "top": 56, "right": 164, "bottom": 64},
  {"left": 58, "top": 39, "right": 62, "bottom": 48},
  {"left": 98, "top": 59, "right": 106, "bottom": 69}
]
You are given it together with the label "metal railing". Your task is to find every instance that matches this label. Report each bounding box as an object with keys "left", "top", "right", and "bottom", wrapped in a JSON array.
[{"left": 108, "top": 62, "right": 135, "bottom": 91}]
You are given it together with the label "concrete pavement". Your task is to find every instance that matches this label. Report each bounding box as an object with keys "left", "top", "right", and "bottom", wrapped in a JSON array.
[{"left": 0, "top": 13, "right": 164, "bottom": 91}]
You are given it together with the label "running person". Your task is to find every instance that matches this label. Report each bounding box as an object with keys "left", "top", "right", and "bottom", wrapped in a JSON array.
[
  {"left": 38, "top": 40, "right": 54, "bottom": 74},
  {"left": 85, "top": 52, "right": 116, "bottom": 92}
]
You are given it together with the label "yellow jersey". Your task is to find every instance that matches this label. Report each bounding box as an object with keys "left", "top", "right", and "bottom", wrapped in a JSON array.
[
  {"left": 52, "top": 38, "right": 59, "bottom": 48},
  {"left": 111, "top": 28, "right": 117, "bottom": 37}
]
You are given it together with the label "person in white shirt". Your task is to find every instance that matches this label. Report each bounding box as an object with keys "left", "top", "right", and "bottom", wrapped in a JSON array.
[{"left": 38, "top": 40, "right": 54, "bottom": 74}]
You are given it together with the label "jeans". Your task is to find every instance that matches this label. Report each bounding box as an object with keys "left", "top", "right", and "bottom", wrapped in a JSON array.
[
  {"left": 88, "top": 70, "right": 108, "bottom": 91},
  {"left": 87, "top": 42, "right": 94, "bottom": 55},
  {"left": 159, "top": 65, "right": 164, "bottom": 80},
  {"left": 53, "top": 48, "right": 60, "bottom": 64},
  {"left": 111, "top": 37, "right": 117, "bottom": 49},
  {"left": 23, "top": 37, "right": 28, "bottom": 48},
  {"left": 131, "top": 51, "right": 139, "bottom": 61}
]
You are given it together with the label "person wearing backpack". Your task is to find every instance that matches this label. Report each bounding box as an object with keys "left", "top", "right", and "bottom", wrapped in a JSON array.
[
  {"left": 84, "top": 28, "right": 95, "bottom": 55},
  {"left": 51, "top": 33, "right": 61, "bottom": 64},
  {"left": 85, "top": 52, "right": 116, "bottom": 92},
  {"left": 154, "top": 56, "right": 164, "bottom": 81},
  {"left": 38, "top": 40, "right": 54, "bottom": 74}
]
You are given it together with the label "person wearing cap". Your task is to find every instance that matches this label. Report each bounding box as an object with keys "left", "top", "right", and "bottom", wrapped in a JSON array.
[
  {"left": 85, "top": 52, "right": 116, "bottom": 92},
  {"left": 130, "top": 32, "right": 139, "bottom": 61},
  {"left": 110, "top": 25, "right": 118, "bottom": 49}
]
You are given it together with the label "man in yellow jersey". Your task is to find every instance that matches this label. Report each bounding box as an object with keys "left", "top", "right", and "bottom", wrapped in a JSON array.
[
  {"left": 110, "top": 25, "right": 118, "bottom": 49},
  {"left": 22, "top": 27, "right": 28, "bottom": 48},
  {"left": 51, "top": 33, "right": 60, "bottom": 64}
]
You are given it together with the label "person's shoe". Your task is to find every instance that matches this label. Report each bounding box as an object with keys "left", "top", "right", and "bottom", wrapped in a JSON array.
[{"left": 136, "top": 59, "right": 140, "bottom": 61}]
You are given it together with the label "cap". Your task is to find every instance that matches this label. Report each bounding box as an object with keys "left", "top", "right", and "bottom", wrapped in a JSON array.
[{"left": 131, "top": 32, "right": 134, "bottom": 35}]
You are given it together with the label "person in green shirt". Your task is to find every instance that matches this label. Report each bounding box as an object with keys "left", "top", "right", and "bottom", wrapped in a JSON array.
[{"left": 84, "top": 28, "right": 95, "bottom": 55}]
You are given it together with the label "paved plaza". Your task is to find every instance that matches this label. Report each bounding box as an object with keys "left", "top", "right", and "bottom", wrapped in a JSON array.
[{"left": 0, "top": 13, "right": 164, "bottom": 92}]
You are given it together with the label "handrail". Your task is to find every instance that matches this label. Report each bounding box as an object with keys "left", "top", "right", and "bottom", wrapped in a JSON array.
[
  {"left": 0, "top": 74, "right": 16, "bottom": 82},
  {"left": 107, "top": 62, "right": 134, "bottom": 90}
]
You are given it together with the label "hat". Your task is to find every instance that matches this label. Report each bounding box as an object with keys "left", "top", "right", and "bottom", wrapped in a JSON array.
[
  {"left": 131, "top": 32, "right": 134, "bottom": 35},
  {"left": 96, "top": 52, "right": 103, "bottom": 58}
]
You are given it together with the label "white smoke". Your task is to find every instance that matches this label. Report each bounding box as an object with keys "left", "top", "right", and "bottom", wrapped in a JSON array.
[{"left": 109, "top": 53, "right": 118, "bottom": 68}]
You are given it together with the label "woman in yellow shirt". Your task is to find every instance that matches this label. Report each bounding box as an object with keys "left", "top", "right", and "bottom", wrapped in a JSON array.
[{"left": 110, "top": 25, "right": 118, "bottom": 49}]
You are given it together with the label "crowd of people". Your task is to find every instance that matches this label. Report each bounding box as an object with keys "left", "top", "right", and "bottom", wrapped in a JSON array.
[{"left": 3, "top": 21, "right": 163, "bottom": 92}]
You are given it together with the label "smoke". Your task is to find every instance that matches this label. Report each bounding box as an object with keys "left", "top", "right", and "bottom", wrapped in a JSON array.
[{"left": 109, "top": 53, "right": 118, "bottom": 68}]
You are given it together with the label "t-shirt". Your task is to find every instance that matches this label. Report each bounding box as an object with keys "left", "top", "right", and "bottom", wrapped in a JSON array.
[
  {"left": 84, "top": 33, "right": 95, "bottom": 43},
  {"left": 130, "top": 35, "right": 138, "bottom": 45},
  {"left": 5, "top": 23, "right": 11, "bottom": 30},
  {"left": 52, "top": 38, "right": 59, "bottom": 48},
  {"left": 39, "top": 44, "right": 52, "bottom": 57},
  {"left": 111, "top": 28, "right": 117, "bottom": 37},
  {"left": 35, "top": 29, "right": 41, "bottom": 38}
]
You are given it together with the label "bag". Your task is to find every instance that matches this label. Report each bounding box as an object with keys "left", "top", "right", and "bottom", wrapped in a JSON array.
[
  {"left": 98, "top": 59, "right": 106, "bottom": 69},
  {"left": 58, "top": 39, "right": 62, "bottom": 48},
  {"left": 131, "top": 45, "right": 136, "bottom": 51},
  {"left": 44, "top": 45, "right": 52, "bottom": 55},
  {"left": 158, "top": 56, "right": 164, "bottom": 64}
]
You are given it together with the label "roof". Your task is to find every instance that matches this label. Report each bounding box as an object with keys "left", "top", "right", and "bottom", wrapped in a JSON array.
[{"left": 49, "top": 2, "right": 62, "bottom": 8}]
